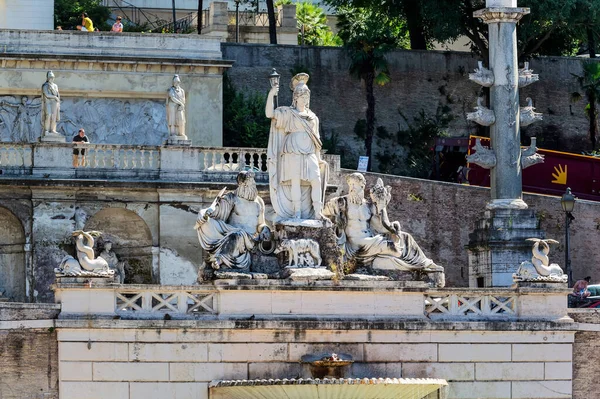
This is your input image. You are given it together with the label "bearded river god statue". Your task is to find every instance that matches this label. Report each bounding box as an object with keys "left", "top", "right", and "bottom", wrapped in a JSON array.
[
  {"left": 265, "top": 73, "right": 329, "bottom": 222},
  {"left": 194, "top": 171, "right": 272, "bottom": 277},
  {"left": 323, "top": 173, "right": 444, "bottom": 285}
]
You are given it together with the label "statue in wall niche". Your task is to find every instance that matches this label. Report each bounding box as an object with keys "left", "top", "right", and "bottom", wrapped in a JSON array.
[
  {"left": 323, "top": 174, "right": 443, "bottom": 275},
  {"left": 54, "top": 230, "right": 115, "bottom": 277},
  {"left": 513, "top": 238, "right": 567, "bottom": 283},
  {"left": 266, "top": 73, "right": 329, "bottom": 221},
  {"left": 41, "top": 71, "right": 62, "bottom": 138},
  {"left": 166, "top": 75, "right": 187, "bottom": 139},
  {"left": 99, "top": 242, "right": 126, "bottom": 283},
  {"left": 194, "top": 171, "right": 272, "bottom": 274}
]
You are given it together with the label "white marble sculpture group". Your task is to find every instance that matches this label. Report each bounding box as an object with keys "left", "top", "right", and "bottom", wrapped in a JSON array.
[{"left": 192, "top": 73, "right": 444, "bottom": 284}]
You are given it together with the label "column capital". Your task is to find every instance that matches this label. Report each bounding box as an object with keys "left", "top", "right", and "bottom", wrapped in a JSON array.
[{"left": 474, "top": 7, "right": 530, "bottom": 24}]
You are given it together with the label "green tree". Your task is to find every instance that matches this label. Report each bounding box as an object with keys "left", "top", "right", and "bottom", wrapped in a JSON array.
[
  {"left": 327, "top": 0, "right": 600, "bottom": 57},
  {"left": 572, "top": 62, "right": 600, "bottom": 151},
  {"left": 222, "top": 75, "right": 272, "bottom": 148},
  {"left": 421, "top": 0, "right": 600, "bottom": 58},
  {"left": 266, "top": 0, "right": 278, "bottom": 44},
  {"left": 54, "top": 0, "right": 111, "bottom": 31},
  {"left": 326, "top": 0, "right": 428, "bottom": 49},
  {"left": 337, "top": 7, "right": 409, "bottom": 171},
  {"left": 297, "top": 2, "right": 330, "bottom": 45}
]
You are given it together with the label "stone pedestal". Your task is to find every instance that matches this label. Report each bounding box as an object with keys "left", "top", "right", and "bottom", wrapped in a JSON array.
[
  {"left": 165, "top": 136, "right": 192, "bottom": 146},
  {"left": 468, "top": 208, "right": 544, "bottom": 287},
  {"left": 40, "top": 131, "right": 65, "bottom": 143},
  {"left": 274, "top": 219, "right": 344, "bottom": 279}
]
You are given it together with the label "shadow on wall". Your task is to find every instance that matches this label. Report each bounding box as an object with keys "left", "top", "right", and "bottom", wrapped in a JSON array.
[{"left": 84, "top": 208, "right": 154, "bottom": 284}]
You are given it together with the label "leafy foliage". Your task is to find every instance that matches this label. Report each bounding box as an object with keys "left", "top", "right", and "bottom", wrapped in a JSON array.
[
  {"left": 327, "top": 0, "right": 600, "bottom": 57},
  {"left": 296, "top": 2, "right": 341, "bottom": 46},
  {"left": 336, "top": 6, "right": 408, "bottom": 170},
  {"left": 376, "top": 106, "right": 452, "bottom": 177},
  {"left": 222, "top": 75, "right": 272, "bottom": 148},
  {"left": 571, "top": 62, "right": 600, "bottom": 151},
  {"left": 54, "top": 0, "right": 111, "bottom": 31}
]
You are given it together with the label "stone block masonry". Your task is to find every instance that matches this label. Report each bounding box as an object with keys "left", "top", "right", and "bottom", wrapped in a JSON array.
[{"left": 55, "top": 322, "right": 574, "bottom": 399}]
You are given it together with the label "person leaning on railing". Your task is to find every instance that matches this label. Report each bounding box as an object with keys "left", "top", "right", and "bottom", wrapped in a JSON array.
[{"left": 72, "top": 129, "right": 89, "bottom": 168}]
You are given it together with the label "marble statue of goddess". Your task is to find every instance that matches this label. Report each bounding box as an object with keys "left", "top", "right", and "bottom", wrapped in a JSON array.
[
  {"left": 166, "top": 75, "right": 186, "bottom": 138},
  {"left": 265, "top": 73, "right": 329, "bottom": 221},
  {"left": 41, "top": 71, "right": 61, "bottom": 136}
]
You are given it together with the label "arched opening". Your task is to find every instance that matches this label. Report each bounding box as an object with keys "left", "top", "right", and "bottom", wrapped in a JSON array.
[
  {"left": 0, "top": 207, "right": 26, "bottom": 301},
  {"left": 84, "top": 208, "right": 153, "bottom": 284}
]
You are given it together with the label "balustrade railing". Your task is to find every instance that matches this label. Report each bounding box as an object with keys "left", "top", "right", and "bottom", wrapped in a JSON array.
[
  {"left": 115, "top": 286, "right": 217, "bottom": 315},
  {"left": 0, "top": 143, "right": 312, "bottom": 182},
  {"left": 76, "top": 144, "right": 160, "bottom": 170},
  {"left": 425, "top": 290, "right": 517, "bottom": 318},
  {"left": 0, "top": 143, "right": 32, "bottom": 173}
]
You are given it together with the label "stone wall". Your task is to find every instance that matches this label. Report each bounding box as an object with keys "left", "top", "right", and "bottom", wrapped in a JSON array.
[
  {"left": 0, "top": 303, "right": 60, "bottom": 399},
  {"left": 55, "top": 320, "right": 574, "bottom": 399},
  {"left": 223, "top": 44, "right": 592, "bottom": 171},
  {"left": 568, "top": 309, "right": 600, "bottom": 399}
]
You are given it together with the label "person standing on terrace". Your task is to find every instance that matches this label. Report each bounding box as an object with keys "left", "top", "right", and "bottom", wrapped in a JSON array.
[{"left": 77, "top": 13, "right": 94, "bottom": 32}]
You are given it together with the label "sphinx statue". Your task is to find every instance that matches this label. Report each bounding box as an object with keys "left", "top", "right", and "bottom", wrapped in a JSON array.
[
  {"left": 265, "top": 73, "right": 329, "bottom": 221},
  {"left": 194, "top": 171, "right": 271, "bottom": 275},
  {"left": 323, "top": 174, "right": 443, "bottom": 278},
  {"left": 55, "top": 231, "right": 115, "bottom": 277}
]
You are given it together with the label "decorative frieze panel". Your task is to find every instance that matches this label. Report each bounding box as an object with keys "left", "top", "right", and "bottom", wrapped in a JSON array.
[
  {"left": 115, "top": 289, "right": 217, "bottom": 315},
  {"left": 425, "top": 292, "right": 517, "bottom": 318}
]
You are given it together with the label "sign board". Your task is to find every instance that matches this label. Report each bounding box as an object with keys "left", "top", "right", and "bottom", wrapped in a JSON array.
[
  {"left": 357, "top": 156, "right": 369, "bottom": 172},
  {"left": 467, "top": 136, "right": 600, "bottom": 201}
]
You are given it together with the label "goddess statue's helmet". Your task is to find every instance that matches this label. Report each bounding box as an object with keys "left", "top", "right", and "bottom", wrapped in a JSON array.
[
  {"left": 47, "top": 70, "right": 55, "bottom": 80},
  {"left": 173, "top": 75, "right": 181, "bottom": 85},
  {"left": 290, "top": 73, "right": 310, "bottom": 98}
]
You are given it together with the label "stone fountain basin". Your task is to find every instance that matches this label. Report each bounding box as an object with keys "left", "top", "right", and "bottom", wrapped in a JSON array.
[{"left": 209, "top": 377, "right": 447, "bottom": 399}]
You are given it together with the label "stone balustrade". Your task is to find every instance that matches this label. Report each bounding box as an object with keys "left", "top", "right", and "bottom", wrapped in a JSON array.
[
  {"left": 0, "top": 142, "right": 334, "bottom": 183},
  {"left": 54, "top": 280, "right": 571, "bottom": 322}
]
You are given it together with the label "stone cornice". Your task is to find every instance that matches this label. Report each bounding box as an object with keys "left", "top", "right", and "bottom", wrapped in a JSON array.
[
  {"left": 473, "top": 7, "right": 530, "bottom": 24},
  {"left": 0, "top": 54, "right": 233, "bottom": 76}
]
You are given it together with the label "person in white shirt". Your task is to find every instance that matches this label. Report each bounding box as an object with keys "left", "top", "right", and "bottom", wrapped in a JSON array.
[{"left": 111, "top": 16, "right": 123, "bottom": 32}]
